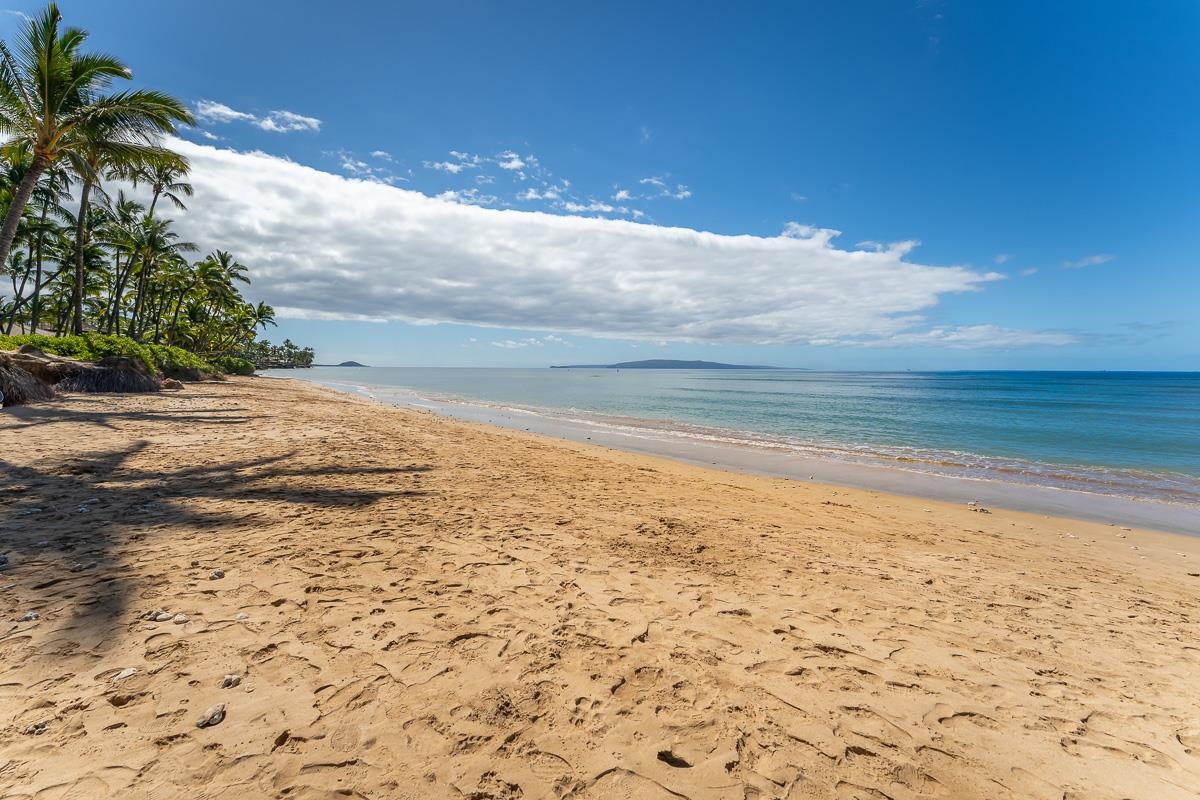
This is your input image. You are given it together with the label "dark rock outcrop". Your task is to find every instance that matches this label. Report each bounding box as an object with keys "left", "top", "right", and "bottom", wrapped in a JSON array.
[
  {"left": 0, "top": 347, "right": 160, "bottom": 407},
  {"left": 0, "top": 354, "right": 56, "bottom": 407}
]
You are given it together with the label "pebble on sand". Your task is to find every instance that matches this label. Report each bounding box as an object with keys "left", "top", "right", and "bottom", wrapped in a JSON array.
[
  {"left": 220, "top": 674, "right": 241, "bottom": 688},
  {"left": 0, "top": 554, "right": 8, "bottom": 568},
  {"left": 153, "top": 611, "right": 172, "bottom": 622},
  {"left": 112, "top": 667, "right": 138, "bottom": 682},
  {"left": 172, "top": 613, "right": 189, "bottom": 624},
  {"left": 210, "top": 569, "right": 225, "bottom": 580},
  {"left": 19, "top": 611, "right": 39, "bottom": 622},
  {"left": 196, "top": 704, "right": 226, "bottom": 728},
  {"left": 235, "top": 612, "right": 249, "bottom": 620}
]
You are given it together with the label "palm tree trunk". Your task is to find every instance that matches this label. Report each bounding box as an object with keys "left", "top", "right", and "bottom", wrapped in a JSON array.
[
  {"left": 0, "top": 155, "right": 49, "bottom": 276},
  {"left": 130, "top": 259, "right": 151, "bottom": 340},
  {"left": 30, "top": 206, "right": 48, "bottom": 335},
  {"left": 167, "top": 291, "right": 186, "bottom": 346},
  {"left": 109, "top": 255, "right": 132, "bottom": 334},
  {"left": 152, "top": 288, "right": 169, "bottom": 343},
  {"left": 70, "top": 177, "right": 94, "bottom": 335}
]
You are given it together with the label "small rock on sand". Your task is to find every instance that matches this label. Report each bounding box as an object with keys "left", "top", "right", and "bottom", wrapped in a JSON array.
[
  {"left": 161, "top": 378, "right": 185, "bottom": 390},
  {"left": 0, "top": 555, "right": 9, "bottom": 568},
  {"left": 69, "top": 561, "right": 97, "bottom": 572},
  {"left": 153, "top": 611, "right": 172, "bottom": 622},
  {"left": 112, "top": 667, "right": 138, "bottom": 682},
  {"left": 235, "top": 612, "right": 249, "bottom": 621},
  {"left": 220, "top": 674, "right": 241, "bottom": 689},
  {"left": 210, "top": 569, "right": 225, "bottom": 580},
  {"left": 19, "top": 611, "right": 39, "bottom": 622},
  {"left": 196, "top": 704, "right": 225, "bottom": 728},
  {"left": 172, "top": 613, "right": 189, "bottom": 624}
]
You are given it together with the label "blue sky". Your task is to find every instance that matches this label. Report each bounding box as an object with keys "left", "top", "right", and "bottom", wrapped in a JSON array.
[{"left": 3, "top": 1, "right": 1197, "bottom": 369}]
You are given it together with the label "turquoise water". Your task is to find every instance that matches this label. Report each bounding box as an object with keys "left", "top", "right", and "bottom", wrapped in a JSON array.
[{"left": 275, "top": 368, "right": 1200, "bottom": 506}]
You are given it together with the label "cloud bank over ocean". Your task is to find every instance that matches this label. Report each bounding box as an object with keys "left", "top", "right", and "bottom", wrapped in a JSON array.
[{"left": 165, "top": 139, "right": 1073, "bottom": 348}]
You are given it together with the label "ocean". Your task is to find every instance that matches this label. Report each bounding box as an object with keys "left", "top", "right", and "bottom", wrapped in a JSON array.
[{"left": 269, "top": 367, "right": 1200, "bottom": 510}]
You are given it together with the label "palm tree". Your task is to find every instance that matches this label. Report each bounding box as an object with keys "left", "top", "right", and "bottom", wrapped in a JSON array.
[
  {"left": 64, "top": 117, "right": 181, "bottom": 333},
  {"left": 97, "top": 190, "right": 143, "bottom": 334},
  {"left": 0, "top": 3, "right": 193, "bottom": 280},
  {"left": 26, "top": 162, "right": 72, "bottom": 333},
  {"left": 132, "top": 155, "right": 192, "bottom": 215},
  {"left": 125, "top": 214, "right": 194, "bottom": 339},
  {"left": 251, "top": 301, "right": 276, "bottom": 334}
]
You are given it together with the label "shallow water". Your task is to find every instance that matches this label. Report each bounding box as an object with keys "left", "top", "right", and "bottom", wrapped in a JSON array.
[{"left": 268, "top": 367, "right": 1200, "bottom": 508}]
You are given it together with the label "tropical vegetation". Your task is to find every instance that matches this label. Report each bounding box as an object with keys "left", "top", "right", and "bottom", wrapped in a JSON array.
[
  {"left": 0, "top": 3, "right": 308, "bottom": 373},
  {"left": 0, "top": 331, "right": 219, "bottom": 379}
]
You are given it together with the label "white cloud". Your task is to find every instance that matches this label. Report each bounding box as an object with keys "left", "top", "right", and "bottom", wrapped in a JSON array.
[
  {"left": 425, "top": 150, "right": 485, "bottom": 174},
  {"left": 791, "top": 192, "right": 808, "bottom": 202},
  {"left": 994, "top": 253, "right": 1010, "bottom": 264},
  {"left": 194, "top": 100, "right": 256, "bottom": 124},
  {"left": 1019, "top": 267, "right": 1038, "bottom": 277},
  {"left": 435, "top": 187, "right": 498, "bottom": 206},
  {"left": 640, "top": 127, "right": 653, "bottom": 144},
  {"left": 636, "top": 175, "right": 691, "bottom": 200},
  {"left": 491, "top": 335, "right": 573, "bottom": 349},
  {"left": 193, "top": 100, "right": 320, "bottom": 133},
  {"left": 563, "top": 200, "right": 615, "bottom": 214},
  {"left": 880, "top": 325, "right": 1077, "bottom": 349},
  {"left": 370, "top": 150, "right": 393, "bottom": 161},
  {"left": 497, "top": 151, "right": 526, "bottom": 171},
  {"left": 517, "top": 187, "right": 559, "bottom": 201},
  {"left": 426, "top": 160, "right": 470, "bottom": 174},
  {"left": 257, "top": 110, "right": 321, "bottom": 133},
  {"left": 332, "top": 150, "right": 403, "bottom": 184},
  {"left": 1063, "top": 254, "right": 1116, "bottom": 269},
  {"left": 156, "top": 139, "right": 1061, "bottom": 349},
  {"left": 613, "top": 189, "right": 632, "bottom": 201}
]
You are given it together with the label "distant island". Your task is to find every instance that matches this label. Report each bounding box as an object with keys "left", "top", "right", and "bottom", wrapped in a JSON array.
[
  {"left": 314, "top": 361, "right": 369, "bottom": 367},
  {"left": 550, "top": 359, "right": 780, "bottom": 370}
]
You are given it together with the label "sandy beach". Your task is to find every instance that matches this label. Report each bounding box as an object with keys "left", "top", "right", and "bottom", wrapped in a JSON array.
[{"left": 2, "top": 377, "right": 1199, "bottom": 800}]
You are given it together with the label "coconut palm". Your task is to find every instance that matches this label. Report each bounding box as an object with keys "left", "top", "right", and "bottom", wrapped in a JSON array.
[
  {"left": 64, "top": 116, "right": 183, "bottom": 333},
  {"left": 132, "top": 155, "right": 192, "bottom": 215},
  {"left": 0, "top": 2, "right": 192, "bottom": 281},
  {"left": 125, "top": 214, "right": 195, "bottom": 339}
]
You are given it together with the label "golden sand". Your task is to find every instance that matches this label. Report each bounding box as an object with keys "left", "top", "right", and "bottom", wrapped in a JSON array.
[{"left": 1, "top": 378, "right": 1198, "bottom": 799}]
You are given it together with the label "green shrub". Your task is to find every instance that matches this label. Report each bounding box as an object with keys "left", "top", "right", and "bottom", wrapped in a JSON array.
[
  {"left": 211, "top": 355, "right": 255, "bottom": 376},
  {"left": 142, "top": 342, "right": 222, "bottom": 380},
  {"left": 0, "top": 333, "right": 225, "bottom": 380}
]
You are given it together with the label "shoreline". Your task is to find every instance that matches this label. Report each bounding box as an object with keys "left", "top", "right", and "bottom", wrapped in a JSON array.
[{"left": 276, "top": 373, "right": 1200, "bottom": 537}]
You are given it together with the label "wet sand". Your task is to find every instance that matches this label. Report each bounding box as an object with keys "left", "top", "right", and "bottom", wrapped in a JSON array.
[{"left": 2, "top": 377, "right": 1198, "bottom": 799}]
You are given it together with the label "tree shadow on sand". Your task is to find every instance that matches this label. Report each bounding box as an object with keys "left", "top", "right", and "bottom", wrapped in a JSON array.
[
  {"left": 1, "top": 402, "right": 266, "bottom": 431},
  {"left": 0, "top": 438, "right": 433, "bottom": 652}
]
